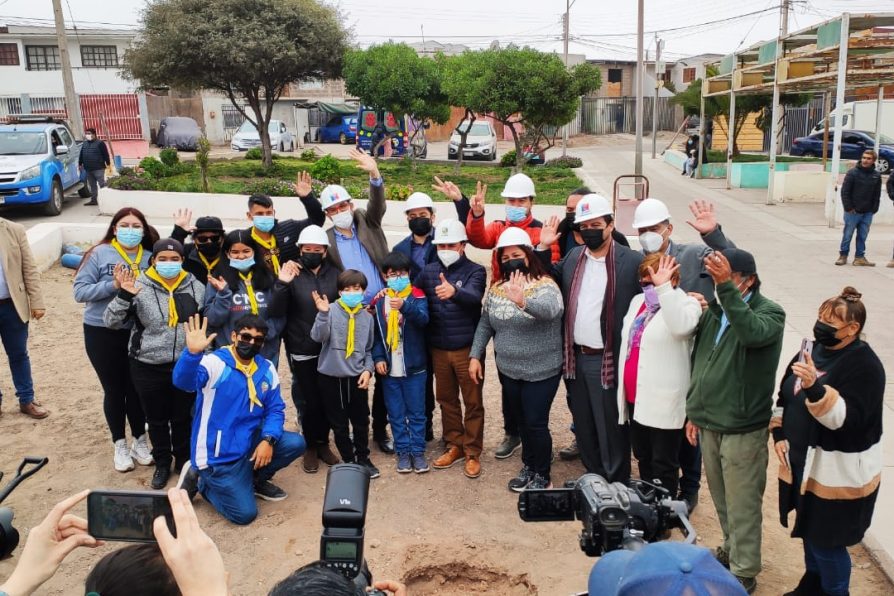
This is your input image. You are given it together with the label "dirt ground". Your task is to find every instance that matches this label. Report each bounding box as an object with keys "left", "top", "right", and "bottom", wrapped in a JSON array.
[{"left": 0, "top": 264, "right": 891, "bottom": 595}]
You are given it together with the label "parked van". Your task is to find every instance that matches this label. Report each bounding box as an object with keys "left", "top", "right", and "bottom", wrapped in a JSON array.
[{"left": 811, "top": 100, "right": 894, "bottom": 139}]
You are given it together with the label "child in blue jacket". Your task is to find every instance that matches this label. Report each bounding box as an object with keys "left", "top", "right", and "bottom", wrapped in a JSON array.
[{"left": 372, "top": 252, "right": 430, "bottom": 473}]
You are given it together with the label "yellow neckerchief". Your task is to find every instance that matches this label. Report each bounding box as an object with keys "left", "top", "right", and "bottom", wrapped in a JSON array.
[
  {"left": 239, "top": 271, "right": 259, "bottom": 315},
  {"left": 385, "top": 285, "right": 412, "bottom": 352},
  {"left": 338, "top": 299, "right": 364, "bottom": 358},
  {"left": 251, "top": 228, "right": 280, "bottom": 274},
  {"left": 111, "top": 238, "right": 143, "bottom": 274},
  {"left": 143, "top": 266, "right": 188, "bottom": 327},
  {"left": 228, "top": 345, "right": 263, "bottom": 411},
  {"left": 198, "top": 251, "right": 220, "bottom": 275}
]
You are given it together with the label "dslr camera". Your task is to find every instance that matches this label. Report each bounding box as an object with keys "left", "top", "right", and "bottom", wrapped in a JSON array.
[{"left": 518, "top": 474, "right": 695, "bottom": 556}]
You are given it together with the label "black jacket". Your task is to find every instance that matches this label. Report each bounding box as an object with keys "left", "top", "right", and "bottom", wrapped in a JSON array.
[
  {"left": 268, "top": 261, "right": 340, "bottom": 357},
  {"left": 841, "top": 165, "right": 882, "bottom": 214},
  {"left": 170, "top": 225, "right": 225, "bottom": 280},
  {"left": 78, "top": 139, "right": 110, "bottom": 171},
  {"left": 417, "top": 255, "right": 486, "bottom": 351},
  {"left": 254, "top": 194, "right": 326, "bottom": 270},
  {"left": 887, "top": 173, "right": 893, "bottom": 201}
]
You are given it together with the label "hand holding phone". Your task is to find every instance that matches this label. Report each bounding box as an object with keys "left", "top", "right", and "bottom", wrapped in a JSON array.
[
  {"left": 87, "top": 490, "right": 174, "bottom": 543},
  {"left": 798, "top": 338, "right": 814, "bottom": 363}
]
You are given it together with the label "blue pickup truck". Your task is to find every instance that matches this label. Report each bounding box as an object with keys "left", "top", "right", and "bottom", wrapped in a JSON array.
[{"left": 0, "top": 116, "right": 88, "bottom": 215}]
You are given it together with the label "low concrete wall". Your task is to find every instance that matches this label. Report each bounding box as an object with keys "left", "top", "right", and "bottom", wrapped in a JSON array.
[
  {"left": 770, "top": 171, "right": 828, "bottom": 203},
  {"left": 662, "top": 150, "right": 726, "bottom": 179},
  {"left": 26, "top": 223, "right": 107, "bottom": 272}
]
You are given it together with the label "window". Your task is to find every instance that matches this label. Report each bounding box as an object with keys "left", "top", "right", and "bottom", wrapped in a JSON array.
[
  {"left": 57, "top": 127, "right": 73, "bottom": 148},
  {"left": 81, "top": 45, "right": 118, "bottom": 68},
  {"left": 0, "top": 43, "right": 19, "bottom": 66},
  {"left": 25, "top": 45, "right": 61, "bottom": 71},
  {"left": 683, "top": 67, "right": 696, "bottom": 83},
  {"left": 607, "top": 68, "right": 623, "bottom": 83}
]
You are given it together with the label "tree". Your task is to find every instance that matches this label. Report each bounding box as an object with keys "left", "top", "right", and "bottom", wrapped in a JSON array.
[
  {"left": 124, "top": 0, "right": 348, "bottom": 168},
  {"left": 343, "top": 43, "right": 450, "bottom": 166}
]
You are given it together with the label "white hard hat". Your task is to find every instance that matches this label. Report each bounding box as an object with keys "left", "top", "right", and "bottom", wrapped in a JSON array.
[
  {"left": 433, "top": 219, "right": 467, "bottom": 244},
  {"left": 319, "top": 184, "right": 352, "bottom": 210},
  {"left": 404, "top": 192, "right": 434, "bottom": 212},
  {"left": 296, "top": 224, "right": 329, "bottom": 247},
  {"left": 574, "top": 194, "right": 613, "bottom": 224},
  {"left": 632, "top": 198, "right": 672, "bottom": 229},
  {"left": 496, "top": 227, "right": 533, "bottom": 249},
  {"left": 500, "top": 173, "right": 536, "bottom": 198}
]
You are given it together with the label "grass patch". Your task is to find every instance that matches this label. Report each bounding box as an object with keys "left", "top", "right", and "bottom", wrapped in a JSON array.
[{"left": 706, "top": 150, "right": 823, "bottom": 164}]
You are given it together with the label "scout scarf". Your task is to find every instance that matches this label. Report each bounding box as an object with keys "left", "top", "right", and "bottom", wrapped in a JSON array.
[
  {"left": 144, "top": 266, "right": 188, "bottom": 327},
  {"left": 338, "top": 299, "right": 364, "bottom": 358},
  {"left": 251, "top": 228, "right": 280, "bottom": 274},
  {"left": 111, "top": 238, "right": 143, "bottom": 274},
  {"left": 385, "top": 285, "right": 412, "bottom": 352},
  {"left": 198, "top": 251, "right": 220, "bottom": 275},
  {"left": 228, "top": 345, "right": 263, "bottom": 411},
  {"left": 239, "top": 272, "right": 260, "bottom": 315}
]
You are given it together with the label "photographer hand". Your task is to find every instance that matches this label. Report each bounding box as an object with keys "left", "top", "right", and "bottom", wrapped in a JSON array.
[
  {"left": 0, "top": 490, "right": 102, "bottom": 596},
  {"left": 154, "top": 489, "right": 228, "bottom": 596},
  {"left": 372, "top": 580, "right": 408, "bottom": 595}
]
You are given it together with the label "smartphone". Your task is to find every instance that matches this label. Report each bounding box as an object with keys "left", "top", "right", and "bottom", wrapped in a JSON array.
[
  {"left": 798, "top": 338, "right": 814, "bottom": 363},
  {"left": 87, "top": 490, "right": 175, "bottom": 543}
]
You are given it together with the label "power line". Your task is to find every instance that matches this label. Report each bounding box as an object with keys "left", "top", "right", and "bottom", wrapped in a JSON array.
[{"left": 574, "top": 7, "right": 781, "bottom": 39}]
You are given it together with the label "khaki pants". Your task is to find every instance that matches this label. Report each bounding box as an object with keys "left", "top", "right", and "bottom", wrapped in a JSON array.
[
  {"left": 700, "top": 427, "right": 769, "bottom": 578},
  {"left": 431, "top": 347, "right": 484, "bottom": 457}
]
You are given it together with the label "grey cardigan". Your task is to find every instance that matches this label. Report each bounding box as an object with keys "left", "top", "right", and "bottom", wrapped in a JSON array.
[{"left": 310, "top": 306, "right": 375, "bottom": 378}]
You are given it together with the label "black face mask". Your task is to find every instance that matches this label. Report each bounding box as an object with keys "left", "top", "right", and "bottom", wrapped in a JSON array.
[
  {"left": 580, "top": 228, "right": 608, "bottom": 251},
  {"left": 408, "top": 217, "right": 432, "bottom": 236},
  {"left": 235, "top": 340, "right": 261, "bottom": 360},
  {"left": 564, "top": 212, "right": 576, "bottom": 227},
  {"left": 300, "top": 252, "right": 324, "bottom": 270},
  {"left": 501, "top": 258, "right": 528, "bottom": 277},
  {"left": 813, "top": 320, "right": 844, "bottom": 347},
  {"left": 196, "top": 242, "right": 221, "bottom": 257}
]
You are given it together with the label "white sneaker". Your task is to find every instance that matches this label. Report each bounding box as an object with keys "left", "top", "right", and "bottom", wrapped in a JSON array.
[
  {"left": 114, "top": 439, "right": 135, "bottom": 472},
  {"left": 131, "top": 434, "right": 154, "bottom": 466}
]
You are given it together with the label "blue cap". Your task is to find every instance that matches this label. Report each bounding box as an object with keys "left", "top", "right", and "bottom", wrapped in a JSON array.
[{"left": 588, "top": 543, "right": 747, "bottom": 596}]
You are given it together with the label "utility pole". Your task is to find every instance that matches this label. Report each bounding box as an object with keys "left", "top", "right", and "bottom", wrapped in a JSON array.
[
  {"left": 52, "top": 0, "right": 82, "bottom": 138},
  {"left": 773, "top": 0, "right": 790, "bottom": 153},
  {"left": 651, "top": 35, "right": 663, "bottom": 159},
  {"left": 421, "top": 24, "right": 425, "bottom": 55},
  {"left": 635, "top": 0, "right": 644, "bottom": 175},
  {"left": 561, "top": 0, "right": 570, "bottom": 157}
]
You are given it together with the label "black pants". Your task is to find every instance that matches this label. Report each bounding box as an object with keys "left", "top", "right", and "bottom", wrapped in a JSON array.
[
  {"left": 630, "top": 416, "right": 684, "bottom": 496},
  {"left": 84, "top": 324, "right": 145, "bottom": 443},
  {"left": 372, "top": 372, "right": 389, "bottom": 439},
  {"left": 289, "top": 357, "right": 331, "bottom": 446},
  {"left": 129, "top": 359, "right": 194, "bottom": 469},
  {"left": 501, "top": 382, "right": 521, "bottom": 437},
  {"left": 319, "top": 373, "right": 370, "bottom": 462},
  {"left": 678, "top": 432, "right": 702, "bottom": 498},
  {"left": 499, "top": 372, "right": 561, "bottom": 481}
]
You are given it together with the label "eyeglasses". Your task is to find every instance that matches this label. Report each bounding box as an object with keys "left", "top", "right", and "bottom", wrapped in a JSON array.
[
  {"left": 238, "top": 333, "right": 266, "bottom": 345},
  {"left": 194, "top": 235, "right": 220, "bottom": 244},
  {"left": 384, "top": 272, "right": 408, "bottom": 279}
]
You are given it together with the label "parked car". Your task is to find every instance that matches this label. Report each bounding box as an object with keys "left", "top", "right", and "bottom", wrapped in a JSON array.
[
  {"left": 356, "top": 107, "right": 408, "bottom": 157},
  {"left": 0, "top": 116, "right": 87, "bottom": 216},
  {"left": 316, "top": 115, "right": 357, "bottom": 144},
  {"left": 448, "top": 120, "right": 497, "bottom": 161},
  {"left": 231, "top": 120, "right": 296, "bottom": 152},
  {"left": 156, "top": 116, "right": 202, "bottom": 151},
  {"left": 790, "top": 129, "right": 894, "bottom": 174}
]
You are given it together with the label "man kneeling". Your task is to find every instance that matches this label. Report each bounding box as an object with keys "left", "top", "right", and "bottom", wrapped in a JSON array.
[{"left": 173, "top": 313, "right": 305, "bottom": 525}]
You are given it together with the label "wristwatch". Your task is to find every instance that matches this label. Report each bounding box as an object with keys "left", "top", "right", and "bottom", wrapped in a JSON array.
[{"left": 262, "top": 435, "right": 277, "bottom": 447}]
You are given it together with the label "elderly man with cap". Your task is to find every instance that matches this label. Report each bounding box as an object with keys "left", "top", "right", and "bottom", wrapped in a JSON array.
[
  {"left": 684, "top": 248, "right": 785, "bottom": 594},
  {"left": 536, "top": 194, "right": 642, "bottom": 483},
  {"left": 171, "top": 214, "right": 227, "bottom": 279}
]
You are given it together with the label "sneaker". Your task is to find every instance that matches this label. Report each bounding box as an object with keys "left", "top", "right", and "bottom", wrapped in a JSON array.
[
  {"left": 375, "top": 435, "right": 395, "bottom": 454},
  {"left": 558, "top": 440, "right": 580, "bottom": 461},
  {"left": 736, "top": 576, "right": 757, "bottom": 594},
  {"left": 151, "top": 465, "right": 171, "bottom": 490},
  {"left": 359, "top": 458, "right": 381, "bottom": 479},
  {"left": 495, "top": 435, "right": 522, "bottom": 459},
  {"left": 527, "top": 473, "right": 553, "bottom": 490},
  {"left": 397, "top": 453, "right": 412, "bottom": 473},
  {"left": 835, "top": 255, "right": 848, "bottom": 266},
  {"left": 853, "top": 256, "right": 876, "bottom": 267},
  {"left": 114, "top": 439, "right": 135, "bottom": 472},
  {"left": 411, "top": 454, "right": 430, "bottom": 474},
  {"left": 130, "top": 434, "right": 154, "bottom": 466},
  {"left": 176, "top": 461, "right": 199, "bottom": 501},
  {"left": 508, "top": 466, "right": 534, "bottom": 492},
  {"left": 254, "top": 480, "right": 288, "bottom": 501},
  {"left": 713, "top": 546, "right": 730, "bottom": 569}
]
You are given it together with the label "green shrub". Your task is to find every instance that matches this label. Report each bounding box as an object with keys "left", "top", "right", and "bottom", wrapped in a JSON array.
[
  {"left": 345, "top": 183, "right": 364, "bottom": 199},
  {"left": 139, "top": 156, "right": 168, "bottom": 179},
  {"left": 117, "top": 166, "right": 135, "bottom": 177},
  {"left": 244, "top": 147, "right": 262, "bottom": 160},
  {"left": 544, "top": 156, "right": 583, "bottom": 168},
  {"left": 385, "top": 183, "right": 414, "bottom": 201},
  {"left": 108, "top": 174, "right": 157, "bottom": 191},
  {"left": 159, "top": 147, "right": 179, "bottom": 167},
  {"left": 244, "top": 178, "right": 295, "bottom": 197},
  {"left": 310, "top": 154, "right": 342, "bottom": 184},
  {"left": 500, "top": 150, "right": 517, "bottom": 167},
  {"left": 300, "top": 149, "right": 318, "bottom": 161}
]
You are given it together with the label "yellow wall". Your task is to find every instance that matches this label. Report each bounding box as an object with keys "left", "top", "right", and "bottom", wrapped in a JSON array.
[{"left": 711, "top": 113, "right": 764, "bottom": 152}]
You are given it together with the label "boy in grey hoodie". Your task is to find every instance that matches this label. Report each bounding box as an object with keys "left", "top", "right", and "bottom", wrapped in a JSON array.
[{"left": 310, "top": 269, "right": 379, "bottom": 478}]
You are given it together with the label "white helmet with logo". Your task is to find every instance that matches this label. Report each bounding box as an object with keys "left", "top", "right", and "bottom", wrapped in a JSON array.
[
  {"left": 404, "top": 192, "right": 435, "bottom": 212},
  {"left": 495, "top": 227, "right": 533, "bottom": 249},
  {"left": 296, "top": 224, "right": 329, "bottom": 247},
  {"left": 632, "top": 198, "right": 672, "bottom": 229},
  {"left": 574, "top": 194, "right": 613, "bottom": 224},
  {"left": 433, "top": 219, "right": 468, "bottom": 244},
  {"left": 500, "top": 173, "right": 536, "bottom": 198},
  {"left": 320, "top": 184, "right": 352, "bottom": 210}
]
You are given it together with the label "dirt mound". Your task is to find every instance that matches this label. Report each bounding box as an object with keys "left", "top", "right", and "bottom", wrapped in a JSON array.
[{"left": 403, "top": 560, "right": 536, "bottom": 595}]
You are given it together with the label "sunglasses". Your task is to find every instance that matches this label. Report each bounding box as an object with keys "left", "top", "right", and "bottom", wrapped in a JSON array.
[
  {"left": 194, "top": 235, "right": 221, "bottom": 244},
  {"left": 238, "top": 333, "right": 266, "bottom": 345}
]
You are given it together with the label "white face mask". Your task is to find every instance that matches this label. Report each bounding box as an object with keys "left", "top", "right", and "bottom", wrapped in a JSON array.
[
  {"left": 331, "top": 210, "right": 353, "bottom": 230},
  {"left": 437, "top": 249, "right": 461, "bottom": 268},
  {"left": 639, "top": 231, "right": 665, "bottom": 254}
]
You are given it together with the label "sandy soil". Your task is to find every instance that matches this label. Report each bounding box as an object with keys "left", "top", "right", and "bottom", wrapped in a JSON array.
[{"left": 0, "top": 264, "right": 890, "bottom": 595}]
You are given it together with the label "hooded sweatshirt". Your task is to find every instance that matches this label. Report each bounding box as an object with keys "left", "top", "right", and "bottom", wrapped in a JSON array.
[
  {"left": 74, "top": 243, "right": 152, "bottom": 327},
  {"left": 204, "top": 281, "right": 285, "bottom": 361}
]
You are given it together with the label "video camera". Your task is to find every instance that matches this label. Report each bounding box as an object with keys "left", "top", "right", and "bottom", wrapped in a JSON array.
[{"left": 518, "top": 474, "right": 695, "bottom": 557}]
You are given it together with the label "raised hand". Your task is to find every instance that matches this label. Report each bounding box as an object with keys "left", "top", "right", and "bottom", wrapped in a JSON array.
[
  {"left": 470, "top": 180, "right": 487, "bottom": 217},
  {"left": 504, "top": 270, "right": 526, "bottom": 307},
  {"left": 349, "top": 147, "right": 381, "bottom": 179},
  {"left": 207, "top": 275, "right": 228, "bottom": 292},
  {"left": 791, "top": 351, "right": 818, "bottom": 389},
  {"left": 432, "top": 176, "right": 462, "bottom": 201},
  {"left": 119, "top": 267, "right": 140, "bottom": 295},
  {"left": 112, "top": 263, "right": 126, "bottom": 289},
  {"left": 687, "top": 200, "right": 719, "bottom": 235},
  {"left": 293, "top": 171, "right": 313, "bottom": 198},
  {"left": 182, "top": 314, "right": 217, "bottom": 355},
  {"left": 174, "top": 208, "right": 193, "bottom": 232},
  {"left": 469, "top": 358, "right": 484, "bottom": 385},
  {"left": 646, "top": 254, "right": 680, "bottom": 288},
  {"left": 434, "top": 272, "right": 456, "bottom": 301},
  {"left": 278, "top": 260, "right": 301, "bottom": 284},
  {"left": 312, "top": 290, "right": 330, "bottom": 312},
  {"left": 703, "top": 251, "right": 732, "bottom": 286},
  {"left": 358, "top": 370, "right": 372, "bottom": 389},
  {"left": 538, "top": 215, "right": 562, "bottom": 248}
]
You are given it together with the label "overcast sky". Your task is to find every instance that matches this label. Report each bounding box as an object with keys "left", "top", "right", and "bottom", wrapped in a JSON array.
[{"left": 1, "top": 0, "right": 891, "bottom": 62}]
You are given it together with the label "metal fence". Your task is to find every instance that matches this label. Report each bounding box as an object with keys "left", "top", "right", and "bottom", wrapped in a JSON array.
[
  {"left": 762, "top": 95, "right": 826, "bottom": 153},
  {"left": 221, "top": 104, "right": 246, "bottom": 141},
  {"left": 1, "top": 94, "right": 143, "bottom": 140},
  {"left": 578, "top": 96, "right": 677, "bottom": 135},
  {"left": 0, "top": 95, "right": 67, "bottom": 121}
]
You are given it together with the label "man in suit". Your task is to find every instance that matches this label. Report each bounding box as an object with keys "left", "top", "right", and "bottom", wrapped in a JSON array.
[
  {"left": 0, "top": 218, "right": 48, "bottom": 419},
  {"left": 536, "top": 195, "right": 642, "bottom": 482}
]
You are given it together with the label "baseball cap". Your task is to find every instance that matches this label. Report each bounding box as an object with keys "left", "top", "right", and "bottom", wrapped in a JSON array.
[
  {"left": 588, "top": 543, "right": 748, "bottom": 596},
  {"left": 721, "top": 248, "right": 757, "bottom": 276},
  {"left": 152, "top": 238, "right": 184, "bottom": 256}
]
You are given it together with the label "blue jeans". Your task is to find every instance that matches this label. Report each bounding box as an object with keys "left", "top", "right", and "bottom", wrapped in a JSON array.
[
  {"left": 197, "top": 431, "right": 305, "bottom": 525},
  {"left": 839, "top": 211, "right": 873, "bottom": 257},
  {"left": 383, "top": 372, "right": 426, "bottom": 456},
  {"left": 805, "top": 539, "right": 851, "bottom": 596},
  {"left": 0, "top": 300, "right": 34, "bottom": 405}
]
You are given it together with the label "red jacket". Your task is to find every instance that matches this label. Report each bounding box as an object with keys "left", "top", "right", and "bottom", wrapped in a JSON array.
[{"left": 466, "top": 213, "right": 561, "bottom": 283}]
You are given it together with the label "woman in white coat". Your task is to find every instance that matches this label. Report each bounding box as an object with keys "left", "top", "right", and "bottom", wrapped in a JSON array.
[{"left": 617, "top": 253, "right": 701, "bottom": 495}]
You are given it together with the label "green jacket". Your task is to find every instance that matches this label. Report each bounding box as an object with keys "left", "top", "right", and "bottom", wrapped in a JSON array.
[{"left": 686, "top": 281, "right": 785, "bottom": 434}]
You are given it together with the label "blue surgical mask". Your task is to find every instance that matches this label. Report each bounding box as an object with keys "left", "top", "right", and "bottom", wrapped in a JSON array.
[
  {"left": 230, "top": 257, "right": 255, "bottom": 272},
  {"left": 506, "top": 206, "right": 528, "bottom": 223},
  {"left": 253, "top": 216, "right": 275, "bottom": 233},
  {"left": 387, "top": 275, "right": 410, "bottom": 293},
  {"left": 155, "top": 262, "right": 183, "bottom": 279},
  {"left": 340, "top": 291, "right": 363, "bottom": 308},
  {"left": 116, "top": 227, "right": 144, "bottom": 248}
]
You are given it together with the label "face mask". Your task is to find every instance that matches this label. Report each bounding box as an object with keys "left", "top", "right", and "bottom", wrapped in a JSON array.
[
  {"left": 642, "top": 283, "right": 659, "bottom": 308},
  {"left": 340, "top": 291, "right": 363, "bottom": 308},
  {"left": 564, "top": 212, "right": 576, "bottom": 227},
  {"left": 197, "top": 242, "right": 221, "bottom": 257},
  {"left": 252, "top": 215, "right": 275, "bottom": 233},
  {"left": 116, "top": 227, "right": 144, "bottom": 249},
  {"left": 506, "top": 206, "right": 528, "bottom": 223},
  {"left": 154, "top": 261, "right": 182, "bottom": 279},
  {"left": 438, "top": 249, "right": 461, "bottom": 268},
  {"left": 639, "top": 231, "right": 665, "bottom": 255},
  {"left": 387, "top": 275, "right": 410, "bottom": 293},
  {"left": 331, "top": 210, "right": 354, "bottom": 230},
  {"left": 235, "top": 340, "right": 261, "bottom": 360},
  {"left": 300, "top": 252, "right": 324, "bottom": 270},
  {"left": 501, "top": 258, "right": 528, "bottom": 277},
  {"left": 408, "top": 217, "right": 433, "bottom": 236},
  {"left": 580, "top": 228, "right": 608, "bottom": 251},
  {"left": 229, "top": 256, "right": 255, "bottom": 272},
  {"left": 813, "top": 320, "right": 844, "bottom": 347}
]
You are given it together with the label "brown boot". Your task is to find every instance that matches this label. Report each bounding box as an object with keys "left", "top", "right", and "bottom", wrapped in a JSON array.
[
  {"left": 302, "top": 447, "right": 319, "bottom": 473},
  {"left": 463, "top": 455, "right": 481, "bottom": 479},
  {"left": 853, "top": 256, "right": 876, "bottom": 267},
  {"left": 317, "top": 443, "right": 339, "bottom": 466},
  {"left": 835, "top": 255, "right": 848, "bottom": 266},
  {"left": 432, "top": 445, "right": 464, "bottom": 469},
  {"left": 19, "top": 401, "right": 49, "bottom": 419},
  {"left": 887, "top": 260, "right": 894, "bottom": 268}
]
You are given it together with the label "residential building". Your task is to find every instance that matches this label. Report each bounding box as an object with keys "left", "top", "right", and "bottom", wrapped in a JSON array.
[{"left": 669, "top": 53, "right": 724, "bottom": 91}]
